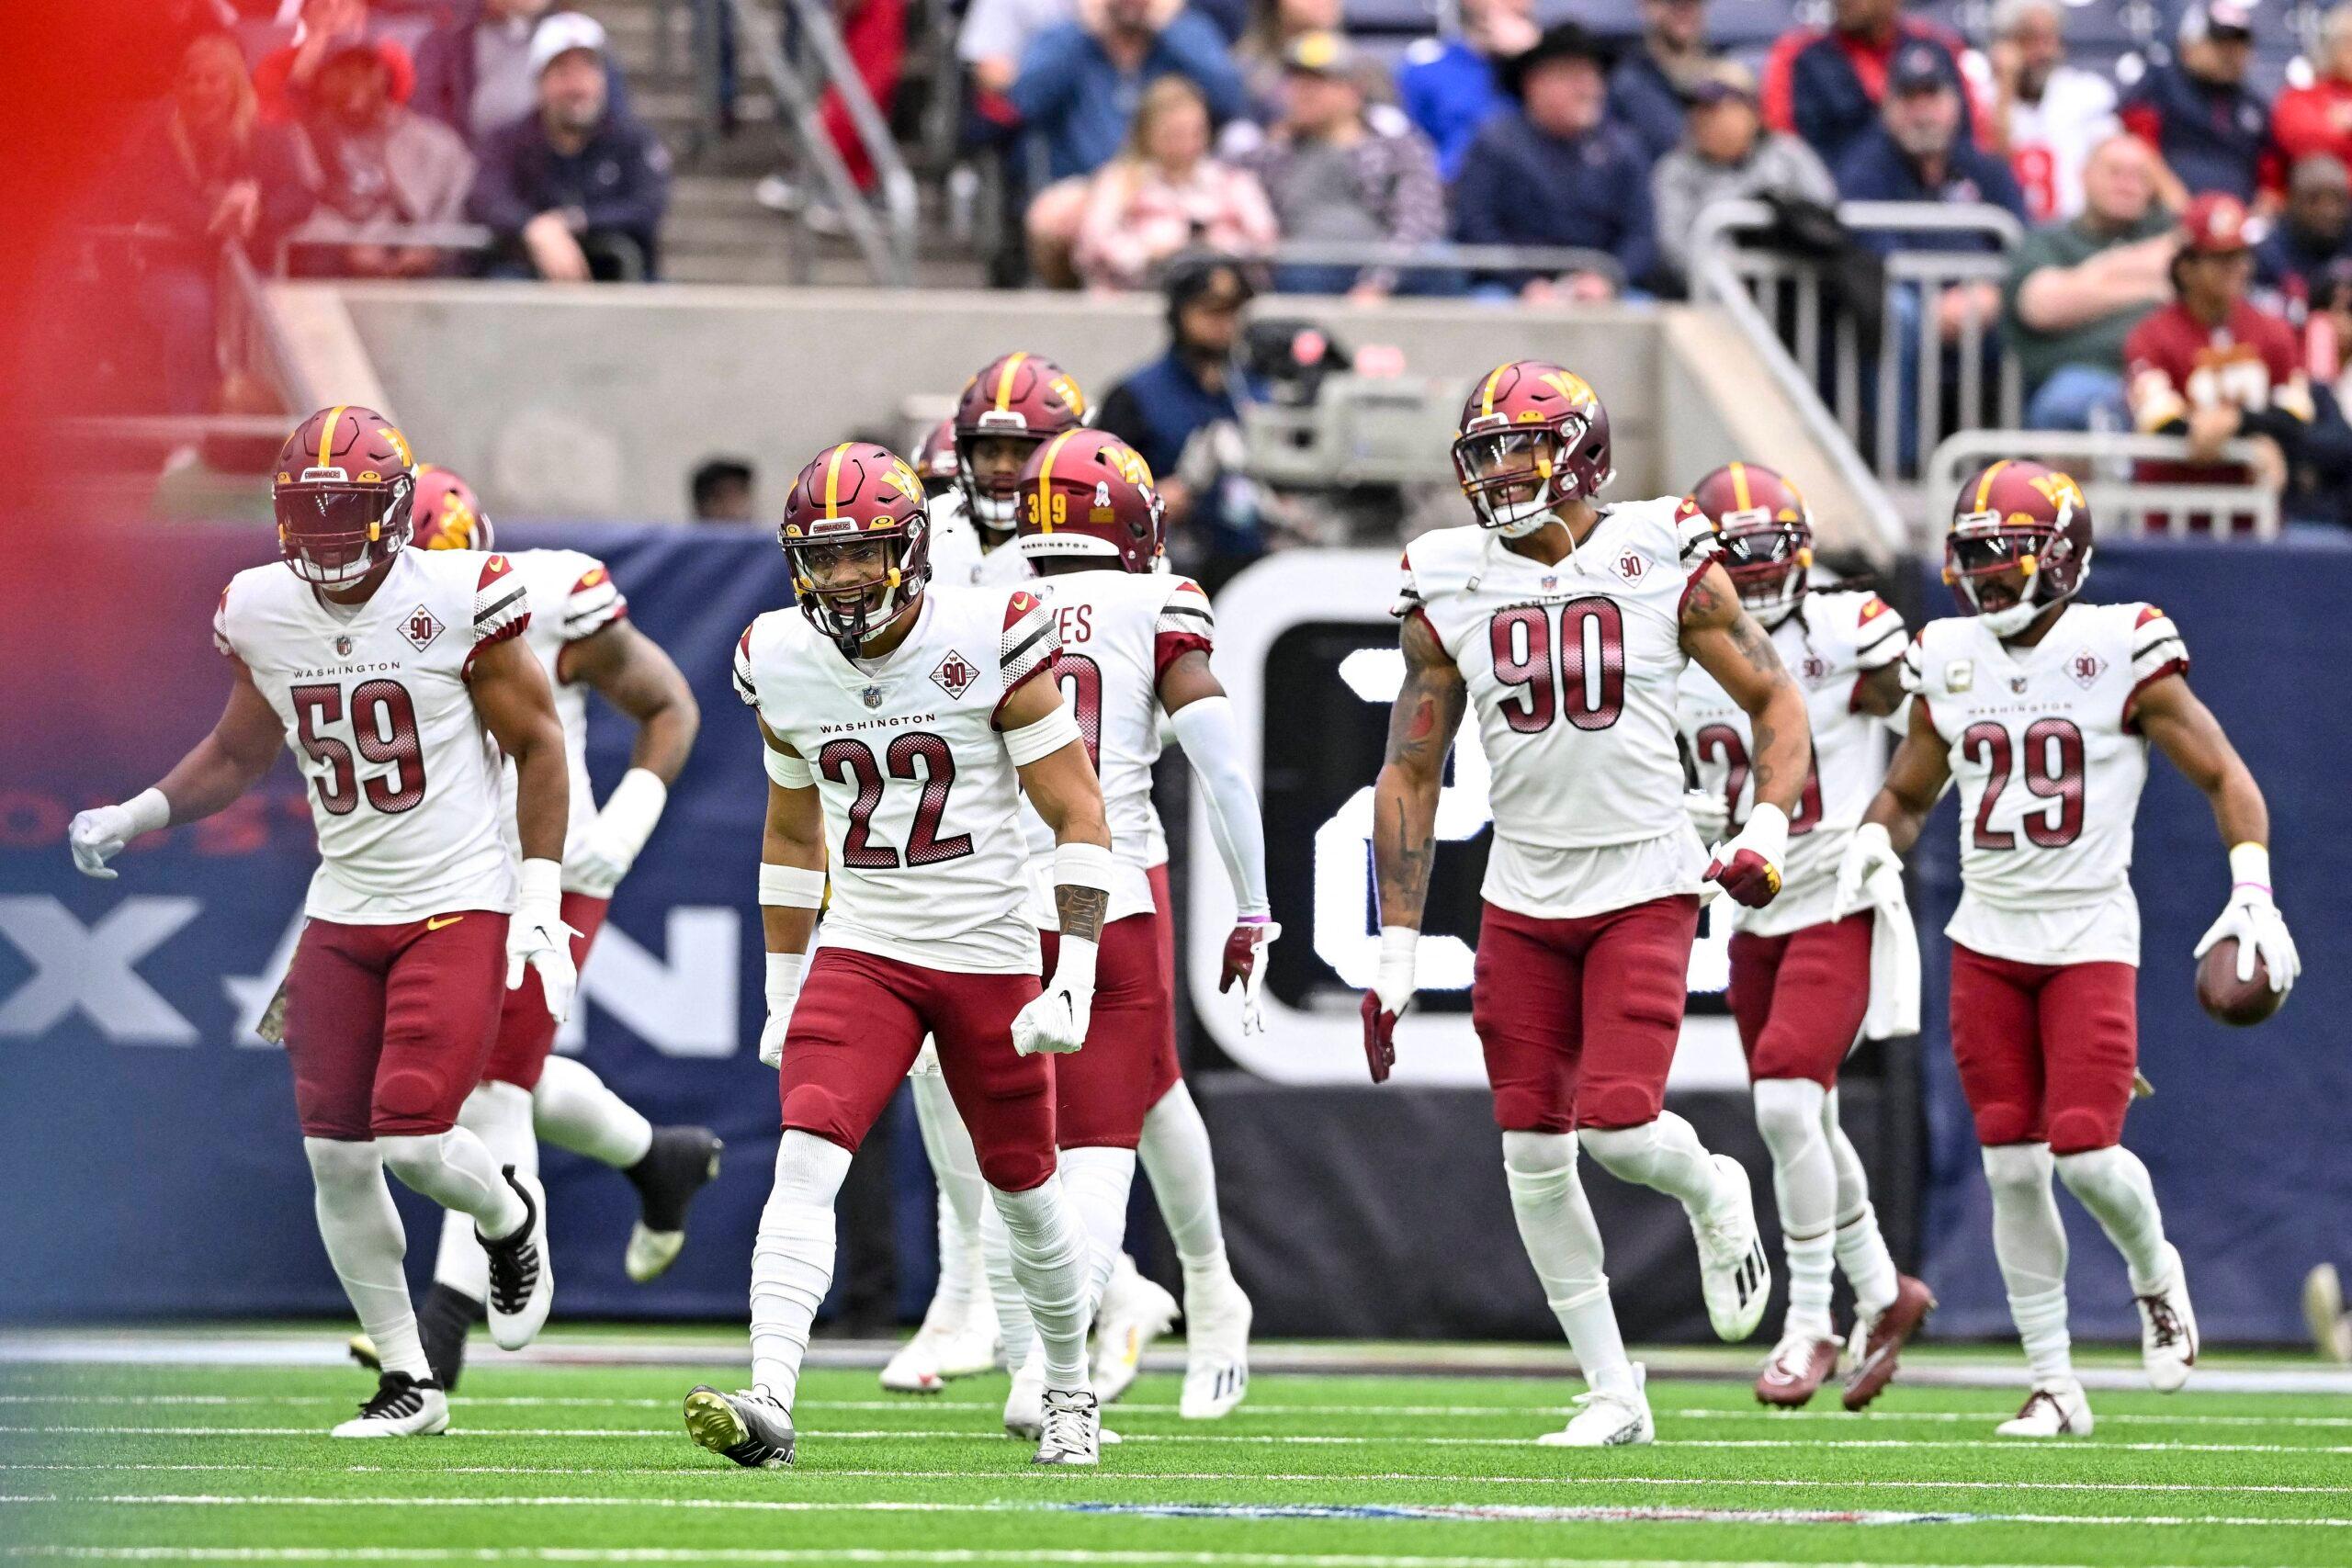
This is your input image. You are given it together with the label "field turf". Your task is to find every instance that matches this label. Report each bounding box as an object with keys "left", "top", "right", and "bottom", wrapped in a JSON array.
[{"left": 3, "top": 1328, "right": 2347, "bottom": 1567}]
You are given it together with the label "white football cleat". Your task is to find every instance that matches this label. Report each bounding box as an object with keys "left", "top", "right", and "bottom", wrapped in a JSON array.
[
  {"left": 1539, "top": 1363, "right": 1654, "bottom": 1447},
  {"left": 2305, "top": 1263, "right": 2352, "bottom": 1364},
  {"left": 2134, "top": 1243, "right": 2199, "bottom": 1393},
  {"left": 1996, "top": 1379, "right": 2094, "bottom": 1438},
  {"left": 1179, "top": 1275, "right": 1253, "bottom": 1420},
  {"left": 1003, "top": 1358, "right": 1046, "bottom": 1440},
  {"left": 478, "top": 1167, "right": 552, "bottom": 1351},
  {"left": 1091, "top": 1254, "right": 1179, "bottom": 1404},
  {"left": 880, "top": 1302, "right": 1001, "bottom": 1394},
  {"left": 331, "top": 1372, "right": 448, "bottom": 1438},
  {"left": 1032, "top": 1387, "right": 1102, "bottom": 1466},
  {"left": 1690, "top": 1155, "right": 1771, "bottom": 1343},
  {"left": 684, "top": 1384, "right": 796, "bottom": 1469}
]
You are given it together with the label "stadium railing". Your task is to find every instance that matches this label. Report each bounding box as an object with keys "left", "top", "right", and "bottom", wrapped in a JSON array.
[
  {"left": 1926, "top": 427, "right": 2283, "bottom": 536},
  {"left": 1256, "top": 240, "right": 1626, "bottom": 288},
  {"left": 1690, "top": 196, "right": 2026, "bottom": 482}
]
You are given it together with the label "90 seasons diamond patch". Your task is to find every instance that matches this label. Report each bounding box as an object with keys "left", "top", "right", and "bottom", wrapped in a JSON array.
[{"left": 931, "top": 650, "right": 978, "bottom": 700}]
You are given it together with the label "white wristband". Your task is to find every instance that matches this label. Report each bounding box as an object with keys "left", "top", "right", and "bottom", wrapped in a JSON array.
[
  {"left": 764, "top": 745, "right": 813, "bottom": 789},
  {"left": 1739, "top": 801, "right": 1790, "bottom": 863},
  {"left": 765, "top": 949, "right": 807, "bottom": 1008},
  {"left": 1378, "top": 925, "right": 1419, "bottom": 966},
  {"left": 759, "top": 863, "right": 828, "bottom": 908},
  {"left": 519, "top": 856, "right": 563, "bottom": 919},
  {"left": 1053, "top": 840, "right": 1116, "bottom": 897},
  {"left": 2229, "top": 840, "right": 2272, "bottom": 894},
  {"left": 123, "top": 787, "right": 172, "bottom": 837},
  {"left": 595, "top": 768, "right": 669, "bottom": 856},
  {"left": 1004, "top": 705, "right": 1084, "bottom": 766}
]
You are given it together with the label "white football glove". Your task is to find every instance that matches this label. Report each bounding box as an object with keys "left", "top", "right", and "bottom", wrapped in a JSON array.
[
  {"left": 2195, "top": 879, "right": 2300, "bottom": 995},
  {"left": 1219, "top": 918, "right": 1281, "bottom": 1035},
  {"left": 760, "top": 951, "right": 808, "bottom": 1068},
  {"left": 1012, "top": 933, "right": 1097, "bottom": 1056},
  {"left": 1833, "top": 821, "right": 1905, "bottom": 920},
  {"left": 67, "top": 789, "right": 169, "bottom": 880},
  {"left": 505, "top": 857, "right": 579, "bottom": 1023},
  {"left": 1680, "top": 787, "right": 1731, "bottom": 847},
  {"left": 564, "top": 769, "right": 668, "bottom": 899}
]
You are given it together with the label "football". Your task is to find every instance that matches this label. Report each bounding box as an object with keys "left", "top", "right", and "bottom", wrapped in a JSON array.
[{"left": 2197, "top": 937, "right": 2285, "bottom": 1027}]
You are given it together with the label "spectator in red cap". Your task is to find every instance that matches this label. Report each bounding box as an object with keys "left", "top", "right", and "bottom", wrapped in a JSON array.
[
  {"left": 2125, "top": 192, "right": 2312, "bottom": 502},
  {"left": 2118, "top": 1, "right": 2280, "bottom": 208},
  {"left": 253, "top": 0, "right": 414, "bottom": 125},
  {"left": 1760, "top": 0, "right": 1977, "bottom": 171},
  {"left": 2274, "top": 6, "right": 2352, "bottom": 171},
  {"left": 294, "top": 35, "right": 476, "bottom": 276}
]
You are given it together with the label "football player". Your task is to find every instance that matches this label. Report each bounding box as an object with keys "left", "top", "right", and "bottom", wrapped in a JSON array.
[
  {"left": 1674, "top": 462, "right": 1937, "bottom": 1410},
  {"left": 883, "top": 353, "right": 1084, "bottom": 1395},
  {"left": 1841, "top": 459, "right": 2300, "bottom": 1436},
  {"left": 975, "top": 429, "right": 1272, "bottom": 1435},
  {"left": 1366, "top": 364, "right": 1799, "bottom": 1446},
  {"left": 347, "top": 465, "right": 720, "bottom": 1393},
  {"left": 693, "top": 442, "right": 1111, "bottom": 1468},
  {"left": 68, "top": 407, "right": 566, "bottom": 1438}
]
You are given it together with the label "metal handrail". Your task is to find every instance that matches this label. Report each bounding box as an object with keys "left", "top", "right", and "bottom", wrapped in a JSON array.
[
  {"left": 1261, "top": 240, "right": 1626, "bottom": 285},
  {"left": 1926, "top": 429, "right": 2284, "bottom": 538},
  {"left": 279, "top": 220, "right": 496, "bottom": 260},
  {"left": 220, "top": 243, "right": 319, "bottom": 417},
  {"left": 727, "top": 0, "right": 916, "bottom": 285}
]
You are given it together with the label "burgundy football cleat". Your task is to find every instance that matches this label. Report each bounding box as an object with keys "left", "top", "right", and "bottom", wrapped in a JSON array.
[
  {"left": 1358, "top": 992, "right": 1396, "bottom": 1083},
  {"left": 1842, "top": 1274, "right": 1936, "bottom": 1411},
  {"left": 1755, "top": 1336, "right": 1841, "bottom": 1408}
]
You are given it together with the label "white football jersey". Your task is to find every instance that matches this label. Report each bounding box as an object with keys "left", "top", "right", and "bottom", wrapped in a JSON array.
[
  {"left": 214, "top": 547, "right": 527, "bottom": 923},
  {"left": 494, "top": 547, "right": 628, "bottom": 880},
  {"left": 1677, "top": 589, "right": 1907, "bottom": 936},
  {"left": 734, "top": 584, "right": 1060, "bottom": 974},
  {"left": 1904, "top": 600, "right": 2189, "bottom": 965},
  {"left": 927, "top": 491, "right": 1033, "bottom": 589},
  {"left": 1398, "top": 497, "right": 1720, "bottom": 919},
  {"left": 1015, "top": 568, "right": 1216, "bottom": 925},
  {"left": 2003, "top": 65, "right": 2120, "bottom": 222}
]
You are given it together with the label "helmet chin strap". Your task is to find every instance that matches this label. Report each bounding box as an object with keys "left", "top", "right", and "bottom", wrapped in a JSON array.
[{"left": 1977, "top": 592, "right": 2046, "bottom": 637}]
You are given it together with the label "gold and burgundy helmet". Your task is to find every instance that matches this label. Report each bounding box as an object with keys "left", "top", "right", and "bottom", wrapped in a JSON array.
[
  {"left": 1690, "top": 461, "right": 1813, "bottom": 626},
  {"left": 1945, "top": 458, "right": 2095, "bottom": 635},
  {"left": 411, "top": 464, "right": 494, "bottom": 553},
  {"left": 1014, "top": 428, "right": 1165, "bottom": 574},
  {"left": 912, "top": 416, "right": 960, "bottom": 500},
  {"left": 272, "top": 403, "right": 417, "bottom": 586},
  {"left": 780, "top": 442, "right": 932, "bottom": 650},
  {"left": 1452, "top": 362, "right": 1614, "bottom": 536},
  {"left": 953, "top": 353, "right": 1089, "bottom": 531}
]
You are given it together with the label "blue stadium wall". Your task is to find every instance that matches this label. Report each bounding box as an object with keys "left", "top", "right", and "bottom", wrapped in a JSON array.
[{"left": 0, "top": 524, "right": 2344, "bottom": 1343}]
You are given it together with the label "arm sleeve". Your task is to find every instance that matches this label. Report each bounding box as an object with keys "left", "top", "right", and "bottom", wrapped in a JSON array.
[
  {"left": 1154, "top": 576, "right": 1216, "bottom": 676},
  {"left": 1169, "top": 694, "right": 1270, "bottom": 917}
]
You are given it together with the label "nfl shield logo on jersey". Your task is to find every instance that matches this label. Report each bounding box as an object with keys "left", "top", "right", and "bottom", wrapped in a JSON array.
[
  {"left": 2069, "top": 649, "right": 2106, "bottom": 689},
  {"left": 2010, "top": 675, "right": 2030, "bottom": 694},
  {"left": 334, "top": 635, "right": 353, "bottom": 657},
  {"left": 931, "top": 650, "right": 978, "bottom": 700},
  {"left": 402, "top": 605, "right": 443, "bottom": 652}
]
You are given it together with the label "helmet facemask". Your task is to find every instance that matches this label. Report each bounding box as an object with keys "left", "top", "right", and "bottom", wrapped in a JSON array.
[
  {"left": 1716, "top": 512, "right": 1813, "bottom": 629},
  {"left": 277, "top": 471, "right": 415, "bottom": 587},
  {"left": 956, "top": 425, "right": 1044, "bottom": 536},
  {"left": 1453, "top": 426, "right": 1565, "bottom": 538},
  {"left": 787, "top": 525, "right": 924, "bottom": 653},
  {"left": 1945, "top": 513, "right": 2085, "bottom": 637}
]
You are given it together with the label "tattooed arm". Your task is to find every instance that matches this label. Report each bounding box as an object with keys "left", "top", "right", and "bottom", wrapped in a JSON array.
[
  {"left": 1371, "top": 608, "right": 1470, "bottom": 931},
  {"left": 1679, "top": 561, "right": 1810, "bottom": 816}
]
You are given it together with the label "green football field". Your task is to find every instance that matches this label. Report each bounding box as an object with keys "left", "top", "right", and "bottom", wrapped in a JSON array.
[{"left": 4, "top": 1328, "right": 2348, "bottom": 1567}]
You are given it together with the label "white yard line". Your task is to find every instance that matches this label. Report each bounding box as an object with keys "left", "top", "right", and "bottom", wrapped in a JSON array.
[{"left": 3, "top": 1494, "right": 2348, "bottom": 1529}]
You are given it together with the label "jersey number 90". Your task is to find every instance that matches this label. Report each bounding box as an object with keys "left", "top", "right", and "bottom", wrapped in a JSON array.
[{"left": 1489, "top": 600, "right": 1625, "bottom": 733}]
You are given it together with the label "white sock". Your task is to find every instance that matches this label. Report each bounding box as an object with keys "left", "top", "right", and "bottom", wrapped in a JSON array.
[
  {"left": 990, "top": 1175, "right": 1093, "bottom": 1392},
  {"left": 303, "top": 1138, "right": 429, "bottom": 1381},
  {"left": 1501, "top": 1131, "right": 1636, "bottom": 1398},
  {"left": 379, "top": 1127, "right": 526, "bottom": 1239},
  {"left": 1983, "top": 1143, "right": 2072, "bottom": 1383},
  {"left": 1752, "top": 1077, "right": 1836, "bottom": 1340},
  {"left": 1138, "top": 1081, "right": 1232, "bottom": 1294},
  {"left": 1823, "top": 1089, "right": 1899, "bottom": 1315},
  {"left": 1057, "top": 1145, "right": 1137, "bottom": 1314},
  {"left": 750, "top": 1132, "right": 852, "bottom": 1410},
  {"left": 2056, "top": 1145, "right": 2170, "bottom": 1292},
  {"left": 979, "top": 1199, "right": 1035, "bottom": 1376},
  {"left": 910, "top": 1066, "right": 988, "bottom": 1319},
  {"left": 1579, "top": 1111, "right": 1721, "bottom": 1213},
  {"left": 434, "top": 1082, "right": 536, "bottom": 1303},
  {"left": 531, "top": 1055, "right": 653, "bottom": 1170}
]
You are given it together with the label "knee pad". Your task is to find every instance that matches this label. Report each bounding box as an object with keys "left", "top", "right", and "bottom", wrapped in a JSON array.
[
  {"left": 1751, "top": 1077, "right": 1827, "bottom": 1161},
  {"left": 376, "top": 1067, "right": 450, "bottom": 1125},
  {"left": 302, "top": 1135, "right": 381, "bottom": 1192},
  {"left": 2046, "top": 1107, "right": 2122, "bottom": 1157},
  {"left": 977, "top": 1145, "right": 1055, "bottom": 1194},
  {"left": 1576, "top": 1077, "right": 1668, "bottom": 1133},
  {"left": 1972, "top": 1100, "right": 2040, "bottom": 1148},
  {"left": 1980, "top": 1141, "right": 2054, "bottom": 1196}
]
